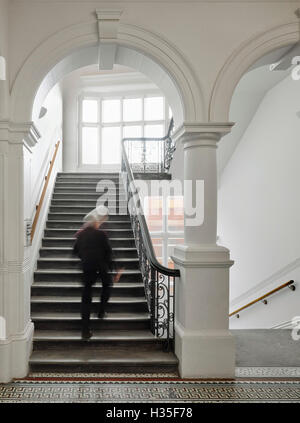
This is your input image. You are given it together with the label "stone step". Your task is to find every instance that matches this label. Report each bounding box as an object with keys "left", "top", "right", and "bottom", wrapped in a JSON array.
[
  {"left": 49, "top": 205, "right": 128, "bottom": 213},
  {"left": 57, "top": 172, "right": 120, "bottom": 178},
  {"left": 32, "top": 311, "right": 150, "bottom": 331},
  {"left": 34, "top": 269, "right": 142, "bottom": 283},
  {"left": 55, "top": 182, "right": 123, "bottom": 189},
  {"left": 52, "top": 193, "right": 127, "bottom": 200},
  {"left": 33, "top": 329, "right": 157, "bottom": 343},
  {"left": 56, "top": 178, "right": 122, "bottom": 184},
  {"left": 54, "top": 187, "right": 125, "bottom": 194},
  {"left": 46, "top": 220, "right": 132, "bottom": 229},
  {"left": 51, "top": 198, "right": 128, "bottom": 206},
  {"left": 44, "top": 228, "right": 133, "bottom": 238},
  {"left": 37, "top": 257, "right": 139, "bottom": 270},
  {"left": 31, "top": 296, "right": 148, "bottom": 313},
  {"left": 42, "top": 237, "right": 135, "bottom": 248},
  {"left": 29, "top": 348, "right": 178, "bottom": 373},
  {"left": 39, "top": 247, "right": 138, "bottom": 258},
  {"left": 31, "top": 281, "right": 145, "bottom": 297},
  {"left": 32, "top": 330, "right": 167, "bottom": 351},
  {"left": 48, "top": 213, "right": 130, "bottom": 221}
]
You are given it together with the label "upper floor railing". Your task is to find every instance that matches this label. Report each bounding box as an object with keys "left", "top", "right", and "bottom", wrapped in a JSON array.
[
  {"left": 122, "top": 118, "right": 175, "bottom": 174},
  {"left": 121, "top": 119, "right": 179, "bottom": 351}
]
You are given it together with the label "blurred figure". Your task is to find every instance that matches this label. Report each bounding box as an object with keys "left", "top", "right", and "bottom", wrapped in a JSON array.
[{"left": 73, "top": 205, "right": 114, "bottom": 340}]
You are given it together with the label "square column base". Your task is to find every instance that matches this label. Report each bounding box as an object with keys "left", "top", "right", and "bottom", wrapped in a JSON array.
[
  {"left": 0, "top": 322, "right": 34, "bottom": 383},
  {"left": 175, "top": 324, "right": 235, "bottom": 378}
]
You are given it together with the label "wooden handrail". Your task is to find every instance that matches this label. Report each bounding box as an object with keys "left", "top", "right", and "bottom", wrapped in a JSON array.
[
  {"left": 30, "top": 141, "right": 60, "bottom": 242},
  {"left": 229, "top": 280, "right": 295, "bottom": 318}
]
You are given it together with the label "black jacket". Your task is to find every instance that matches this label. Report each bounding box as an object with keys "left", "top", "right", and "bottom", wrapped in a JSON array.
[{"left": 73, "top": 226, "right": 114, "bottom": 270}]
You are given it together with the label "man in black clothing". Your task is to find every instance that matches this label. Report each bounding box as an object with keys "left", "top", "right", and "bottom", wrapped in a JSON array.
[{"left": 73, "top": 206, "right": 113, "bottom": 340}]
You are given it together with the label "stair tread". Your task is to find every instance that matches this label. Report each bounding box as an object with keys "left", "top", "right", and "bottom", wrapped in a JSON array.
[
  {"left": 38, "top": 257, "right": 138, "bottom": 262},
  {"left": 33, "top": 329, "right": 155, "bottom": 341},
  {"left": 42, "top": 237, "right": 134, "bottom": 241},
  {"left": 52, "top": 199, "right": 128, "bottom": 202},
  {"left": 50, "top": 205, "right": 128, "bottom": 208},
  {"left": 46, "top": 220, "right": 129, "bottom": 224},
  {"left": 32, "top": 281, "right": 143, "bottom": 288},
  {"left": 45, "top": 228, "right": 132, "bottom": 232},
  {"left": 31, "top": 312, "right": 150, "bottom": 320},
  {"left": 30, "top": 349, "right": 177, "bottom": 364},
  {"left": 35, "top": 269, "right": 140, "bottom": 274},
  {"left": 49, "top": 213, "right": 127, "bottom": 215},
  {"left": 31, "top": 296, "right": 146, "bottom": 303},
  {"left": 40, "top": 247, "right": 136, "bottom": 251}
]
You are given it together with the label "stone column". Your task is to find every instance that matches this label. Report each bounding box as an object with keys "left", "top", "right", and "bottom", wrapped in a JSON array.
[
  {"left": 0, "top": 121, "right": 39, "bottom": 382},
  {"left": 172, "top": 123, "right": 235, "bottom": 378}
]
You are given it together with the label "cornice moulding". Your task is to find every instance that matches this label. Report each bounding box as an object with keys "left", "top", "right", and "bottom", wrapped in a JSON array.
[{"left": 0, "top": 121, "right": 41, "bottom": 149}]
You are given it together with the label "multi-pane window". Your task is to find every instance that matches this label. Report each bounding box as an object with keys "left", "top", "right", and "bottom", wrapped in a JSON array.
[
  {"left": 79, "top": 94, "right": 169, "bottom": 168},
  {"left": 144, "top": 196, "right": 184, "bottom": 268}
]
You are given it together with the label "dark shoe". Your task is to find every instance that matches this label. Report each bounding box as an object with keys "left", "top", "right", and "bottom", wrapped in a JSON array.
[
  {"left": 97, "top": 308, "right": 106, "bottom": 319},
  {"left": 81, "top": 328, "right": 93, "bottom": 340}
]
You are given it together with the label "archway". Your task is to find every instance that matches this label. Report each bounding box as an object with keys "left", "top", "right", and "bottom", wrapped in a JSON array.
[
  {"left": 10, "top": 20, "right": 205, "bottom": 127},
  {"left": 216, "top": 25, "right": 300, "bottom": 331},
  {"left": 209, "top": 21, "right": 299, "bottom": 122}
]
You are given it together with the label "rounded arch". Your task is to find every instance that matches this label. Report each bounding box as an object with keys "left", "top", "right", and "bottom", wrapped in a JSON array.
[
  {"left": 209, "top": 21, "right": 299, "bottom": 122},
  {"left": 11, "top": 20, "right": 205, "bottom": 127}
]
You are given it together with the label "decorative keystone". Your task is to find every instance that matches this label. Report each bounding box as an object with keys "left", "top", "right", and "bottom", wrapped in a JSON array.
[{"left": 95, "top": 9, "right": 123, "bottom": 41}]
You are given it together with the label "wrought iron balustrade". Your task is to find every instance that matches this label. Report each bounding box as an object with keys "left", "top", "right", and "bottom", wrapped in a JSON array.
[
  {"left": 121, "top": 119, "right": 179, "bottom": 351},
  {"left": 122, "top": 118, "right": 175, "bottom": 173}
]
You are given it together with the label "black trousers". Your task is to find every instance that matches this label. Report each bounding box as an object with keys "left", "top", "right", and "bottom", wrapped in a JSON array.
[{"left": 81, "top": 261, "right": 112, "bottom": 330}]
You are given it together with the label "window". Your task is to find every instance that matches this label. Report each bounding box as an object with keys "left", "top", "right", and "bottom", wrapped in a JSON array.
[
  {"left": 79, "top": 94, "right": 169, "bottom": 168},
  {"left": 144, "top": 195, "right": 184, "bottom": 267},
  {"left": 102, "top": 99, "right": 121, "bottom": 123},
  {"left": 81, "top": 127, "right": 98, "bottom": 164},
  {"left": 123, "top": 98, "right": 142, "bottom": 122},
  {"left": 102, "top": 126, "right": 121, "bottom": 164},
  {"left": 82, "top": 99, "right": 98, "bottom": 123},
  {"left": 144, "top": 97, "right": 164, "bottom": 121}
]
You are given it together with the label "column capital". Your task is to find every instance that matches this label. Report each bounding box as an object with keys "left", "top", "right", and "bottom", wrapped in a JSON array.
[
  {"left": 0, "top": 120, "right": 41, "bottom": 151},
  {"left": 173, "top": 122, "right": 235, "bottom": 146},
  {"left": 172, "top": 244, "right": 234, "bottom": 269}
]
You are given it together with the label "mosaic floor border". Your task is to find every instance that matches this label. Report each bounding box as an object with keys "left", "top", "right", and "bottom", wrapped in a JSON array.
[
  {"left": 1, "top": 379, "right": 300, "bottom": 403},
  {"left": 26, "top": 367, "right": 300, "bottom": 380}
]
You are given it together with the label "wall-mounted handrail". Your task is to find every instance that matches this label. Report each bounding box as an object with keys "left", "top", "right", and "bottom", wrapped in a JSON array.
[
  {"left": 229, "top": 279, "right": 295, "bottom": 318},
  {"left": 31, "top": 141, "right": 60, "bottom": 242}
]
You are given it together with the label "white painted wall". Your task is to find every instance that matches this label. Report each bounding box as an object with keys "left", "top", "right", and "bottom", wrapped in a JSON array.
[
  {"left": 218, "top": 73, "right": 300, "bottom": 329},
  {"left": 24, "top": 83, "right": 63, "bottom": 283}
]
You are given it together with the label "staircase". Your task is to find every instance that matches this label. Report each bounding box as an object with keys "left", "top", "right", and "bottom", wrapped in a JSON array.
[{"left": 30, "top": 172, "right": 178, "bottom": 373}]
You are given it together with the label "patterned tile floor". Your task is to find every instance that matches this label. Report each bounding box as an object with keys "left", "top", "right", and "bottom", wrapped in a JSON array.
[
  {"left": 0, "top": 368, "right": 300, "bottom": 403},
  {"left": 1, "top": 379, "right": 300, "bottom": 403}
]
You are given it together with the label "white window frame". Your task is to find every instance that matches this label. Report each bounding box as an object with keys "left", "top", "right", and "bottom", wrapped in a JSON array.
[
  {"left": 78, "top": 90, "right": 170, "bottom": 171},
  {"left": 144, "top": 195, "right": 184, "bottom": 267}
]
